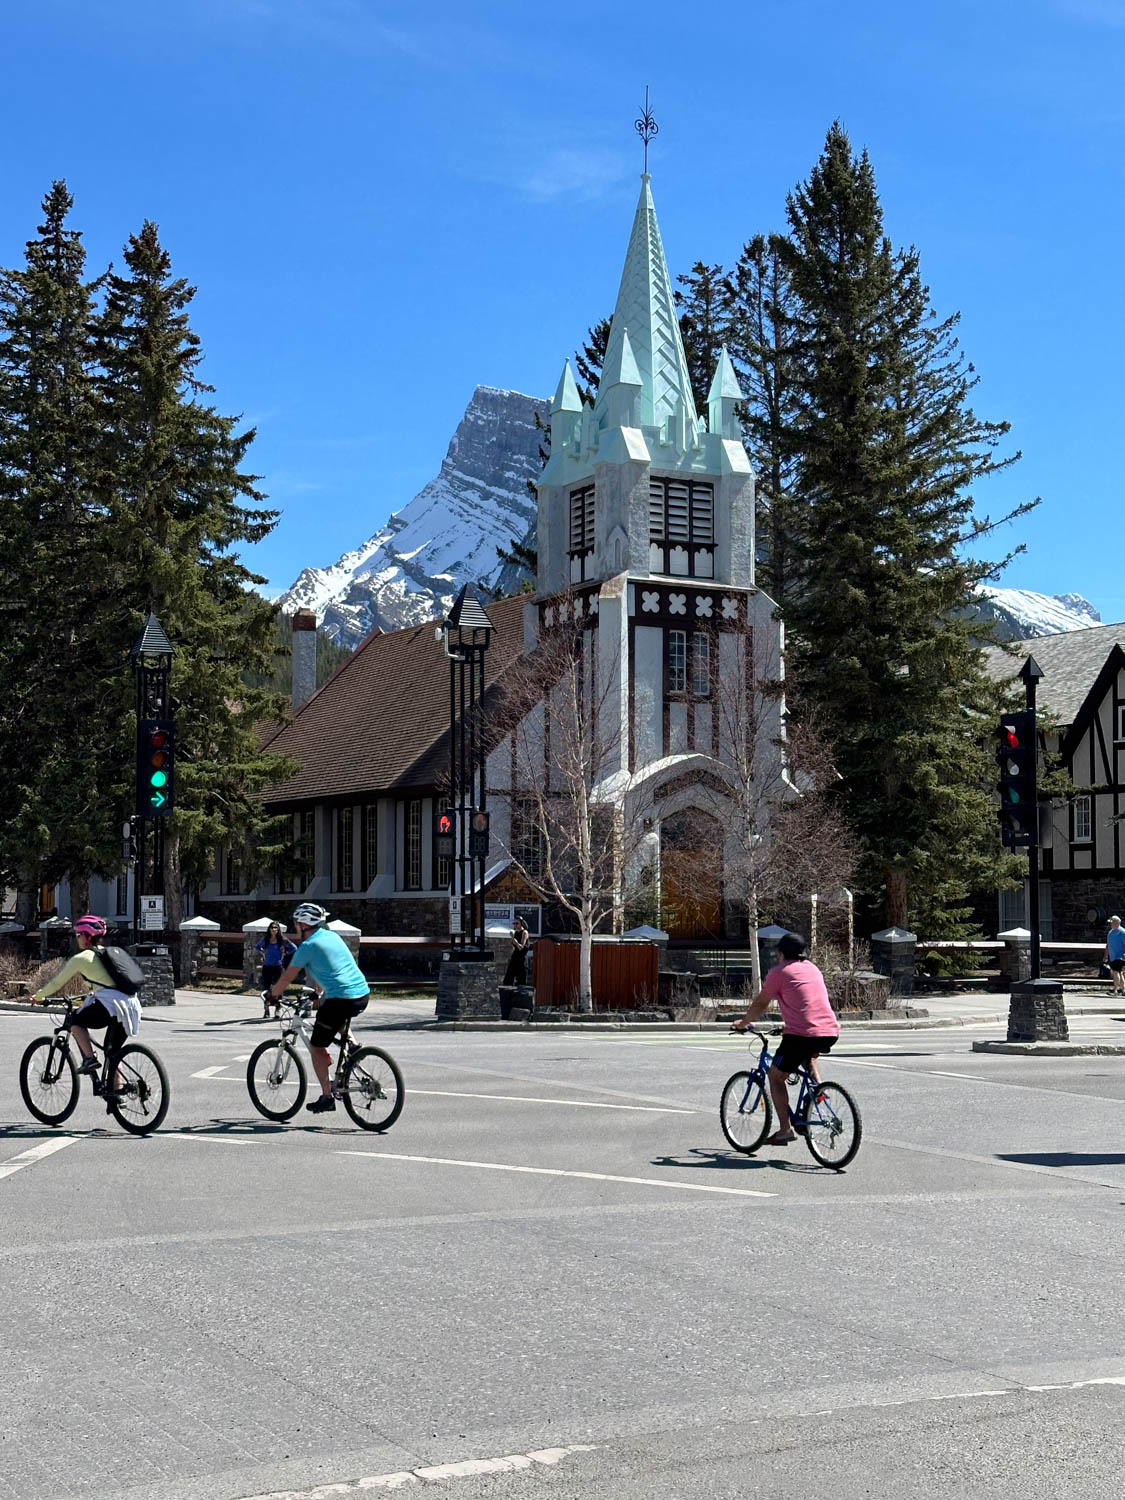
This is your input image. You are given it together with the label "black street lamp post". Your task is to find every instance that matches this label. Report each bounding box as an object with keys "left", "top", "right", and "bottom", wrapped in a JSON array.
[
  {"left": 440, "top": 585, "right": 493, "bottom": 953},
  {"left": 129, "top": 613, "right": 175, "bottom": 947}
]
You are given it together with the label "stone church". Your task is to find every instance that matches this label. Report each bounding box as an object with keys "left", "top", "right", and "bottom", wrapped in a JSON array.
[{"left": 197, "top": 174, "right": 786, "bottom": 940}]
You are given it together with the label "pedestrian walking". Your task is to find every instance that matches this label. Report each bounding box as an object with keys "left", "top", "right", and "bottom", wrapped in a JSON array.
[{"left": 1105, "top": 915, "right": 1125, "bottom": 996}]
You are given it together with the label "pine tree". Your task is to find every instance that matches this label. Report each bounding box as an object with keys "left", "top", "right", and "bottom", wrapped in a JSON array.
[
  {"left": 91, "top": 220, "right": 294, "bottom": 924},
  {"left": 674, "top": 261, "right": 733, "bottom": 414},
  {"left": 778, "top": 124, "right": 1034, "bottom": 931},
  {"left": 0, "top": 182, "right": 121, "bottom": 904},
  {"left": 726, "top": 234, "right": 802, "bottom": 612}
]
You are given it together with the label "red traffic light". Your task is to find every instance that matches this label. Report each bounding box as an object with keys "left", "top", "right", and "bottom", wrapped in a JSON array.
[
  {"left": 471, "top": 811, "right": 488, "bottom": 833},
  {"left": 149, "top": 730, "right": 167, "bottom": 749},
  {"left": 438, "top": 813, "right": 453, "bottom": 835}
]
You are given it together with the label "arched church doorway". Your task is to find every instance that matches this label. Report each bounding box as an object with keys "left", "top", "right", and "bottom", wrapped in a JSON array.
[{"left": 660, "top": 810, "right": 723, "bottom": 939}]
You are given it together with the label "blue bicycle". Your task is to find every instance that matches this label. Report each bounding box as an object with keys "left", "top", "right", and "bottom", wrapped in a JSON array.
[{"left": 720, "top": 1026, "right": 862, "bottom": 1170}]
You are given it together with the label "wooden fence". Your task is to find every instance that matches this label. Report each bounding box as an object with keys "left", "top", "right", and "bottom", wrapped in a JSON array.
[{"left": 533, "top": 939, "right": 659, "bottom": 1011}]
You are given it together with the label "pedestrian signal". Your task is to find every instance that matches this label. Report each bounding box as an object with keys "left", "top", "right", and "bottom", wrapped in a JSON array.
[
  {"left": 137, "top": 719, "right": 175, "bottom": 817},
  {"left": 997, "top": 711, "right": 1035, "bottom": 847},
  {"left": 469, "top": 809, "right": 490, "bottom": 857},
  {"left": 434, "top": 808, "right": 455, "bottom": 860}
]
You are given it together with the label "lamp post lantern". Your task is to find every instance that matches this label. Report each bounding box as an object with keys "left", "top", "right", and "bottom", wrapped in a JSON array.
[
  {"left": 129, "top": 613, "right": 175, "bottom": 946},
  {"left": 439, "top": 585, "right": 493, "bottom": 953}
]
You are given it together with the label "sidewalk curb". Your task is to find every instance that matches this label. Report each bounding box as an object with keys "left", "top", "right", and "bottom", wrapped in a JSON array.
[{"left": 973, "top": 1040, "right": 1125, "bottom": 1056}]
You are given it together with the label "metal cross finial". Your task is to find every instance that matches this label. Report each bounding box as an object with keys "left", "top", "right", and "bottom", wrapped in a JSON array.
[{"left": 634, "top": 86, "right": 658, "bottom": 173}]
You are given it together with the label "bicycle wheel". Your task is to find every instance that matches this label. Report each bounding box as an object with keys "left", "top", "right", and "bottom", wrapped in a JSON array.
[
  {"left": 720, "top": 1069, "right": 773, "bottom": 1153},
  {"left": 19, "top": 1037, "right": 79, "bottom": 1126},
  {"left": 801, "top": 1080, "right": 862, "bottom": 1169},
  {"left": 105, "top": 1044, "right": 170, "bottom": 1135},
  {"left": 340, "top": 1046, "right": 404, "bottom": 1132},
  {"left": 247, "top": 1040, "right": 307, "bottom": 1121}
]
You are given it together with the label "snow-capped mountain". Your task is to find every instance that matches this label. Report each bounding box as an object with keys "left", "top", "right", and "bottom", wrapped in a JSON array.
[
  {"left": 277, "top": 386, "right": 546, "bottom": 645},
  {"left": 971, "top": 586, "right": 1101, "bottom": 640}
]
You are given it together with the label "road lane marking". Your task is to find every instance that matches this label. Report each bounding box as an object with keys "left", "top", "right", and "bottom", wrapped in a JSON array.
[
  {"left": 407, "top": 1088, "right": 695, "bottom": 1114},
  {"left": 237, "top": 1444, "right": 598, "bottom": 1498},
  {"left": 190, "top": 1065, "right": 232, "bottom": 1079},
  {"left": 340, "top": 1150, "right": 774, "bottom": 1198},
  {"left": 160, "top": 1132, "right": 255, "bottom": 1146},
  {"left": 0, "top": 1136, "right": 81, "bottom": 1181}
]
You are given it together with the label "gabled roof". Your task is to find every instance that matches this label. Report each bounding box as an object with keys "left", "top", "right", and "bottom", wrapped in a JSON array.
[
  {"left": 982, "top": 622, "right": 1125, "bottom": 725},
  {"left": 262, "top": 593, "right": 528, "bottom": 805},
  {"left": 595, "top": 175, "right": 696, "bottom": 430}
]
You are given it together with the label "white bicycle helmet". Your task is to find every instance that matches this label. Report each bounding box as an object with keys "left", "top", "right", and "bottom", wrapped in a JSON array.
[{"left": 292, "top": 902, "right": 329, "bottom": 927}]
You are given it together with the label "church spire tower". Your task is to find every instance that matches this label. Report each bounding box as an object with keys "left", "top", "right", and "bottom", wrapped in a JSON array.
[{"left": 537, "top": 164, "right": 755, "bottom": 596}]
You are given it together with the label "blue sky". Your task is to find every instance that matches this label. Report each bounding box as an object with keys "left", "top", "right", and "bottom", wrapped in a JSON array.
[{"left": 3, "top": 0, "right": 1123, "bottom": 617}]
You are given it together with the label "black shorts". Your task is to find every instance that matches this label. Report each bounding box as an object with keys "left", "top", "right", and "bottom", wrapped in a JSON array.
[
  {"left": 260, "top": 964, "right": 283, "bottom": 987},
  {"left": 773, "top": 1034, "right": 837, "bottom": 1074},
  {"left": 309, "top": 994, "right": 369, "bottom": 1048},
  {"left": 1109, "top": 959, "right": 1125, "bottom": 973},
  {"left": 73, "top": 1000, "right": 127, "bottom": 1053}
]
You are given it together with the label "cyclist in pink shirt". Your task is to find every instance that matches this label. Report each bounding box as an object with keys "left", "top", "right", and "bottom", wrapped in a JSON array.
[{"left": 732, "top": 931, "right": 840, "bottom": 1146}]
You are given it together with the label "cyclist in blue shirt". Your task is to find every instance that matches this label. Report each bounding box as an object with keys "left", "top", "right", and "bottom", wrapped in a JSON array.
[
  {"left": 264, "top": 903, "right": 370, "bottom": 1113},
  {"left": 1106, "top": 915, "right": 1125, "bottom": 996}
]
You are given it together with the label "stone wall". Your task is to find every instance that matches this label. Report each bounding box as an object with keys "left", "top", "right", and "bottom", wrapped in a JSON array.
[{"left": 1049, "top": 877, "right": 1125, "bottom": 941}]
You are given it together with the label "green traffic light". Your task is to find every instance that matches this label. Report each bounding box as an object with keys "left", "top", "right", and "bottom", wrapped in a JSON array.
[{"left": 150, "top": 770, "right": 167, "bottom": 788}]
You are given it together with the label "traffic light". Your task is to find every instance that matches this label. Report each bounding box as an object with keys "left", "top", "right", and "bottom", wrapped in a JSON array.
[
  {"left": 137, "top": 718, "right": 175, "bottom": 817},
  {"left": 121, "top": 818, "right": 137, "bottom": 864},
  {"left": 434, "top": 807, "right": 455, "bottom": 860},
  {"left": 997, "top": 711, "right": 1035, "bottom": 847},
  {"left": 469, "top": 809, "right": 490, "bottom": 857}
]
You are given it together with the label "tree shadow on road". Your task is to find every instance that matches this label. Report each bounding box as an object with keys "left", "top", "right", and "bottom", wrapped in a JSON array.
[
  {"left": 650, "top": 1146, "right": 822, "bottom": 1175},
  {"left": 999, "top": 1151, "right": 1125, "bottom": 1168}
]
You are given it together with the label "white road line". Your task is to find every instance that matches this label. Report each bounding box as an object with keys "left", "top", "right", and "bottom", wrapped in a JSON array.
[
  {"left": 0, "top": 1136, "right": 82, "bottom": 1181},
  {"left": 340, "top": 1150, "right": 774, "bottom": 1198},
  {"left": 159, "top": 1133, "right": 255, "bottom": 1146},
  {"left": 408, "top": 1088, "right": 695, "bottom": 1114},
  {"left": 190, "top": 1065, "right": 231, "bottom": 1079},
  {"left": 237, "top": 1444, "right": 598, "bottom": 1498}
]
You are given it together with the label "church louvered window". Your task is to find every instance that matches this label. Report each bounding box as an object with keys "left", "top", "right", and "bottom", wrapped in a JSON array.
[
  {"left": 568, "top": 484, "right": 595, "bottom": 582},
  {"left": 648, "top": 477, "right": 714, "bottom": 578}
]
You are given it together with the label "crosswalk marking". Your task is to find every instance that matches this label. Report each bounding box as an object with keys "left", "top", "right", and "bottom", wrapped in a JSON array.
[{"left": 0, "top": 1136, "right": 82, "bottom": 1182}]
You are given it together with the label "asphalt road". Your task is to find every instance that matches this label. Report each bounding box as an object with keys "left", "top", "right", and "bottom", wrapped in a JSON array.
[{"left": 2, "top": 997, "right": 1124, "bottom": 1500}]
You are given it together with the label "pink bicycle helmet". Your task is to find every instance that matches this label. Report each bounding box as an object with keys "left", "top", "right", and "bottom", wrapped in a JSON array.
[{"left": 73, "top": 914, "right": 107, "bottom": 939}]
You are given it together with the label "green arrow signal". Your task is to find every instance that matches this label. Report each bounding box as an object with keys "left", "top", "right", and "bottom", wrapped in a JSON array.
[{"left": 151, "top": 791, "right": 166, "bottom": 808}]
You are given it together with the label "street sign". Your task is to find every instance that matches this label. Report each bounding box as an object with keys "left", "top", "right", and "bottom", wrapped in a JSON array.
[
  {"left": 449, "top": 895, "right": 462, "bottom": 935},
  {"left": 140, "top": 895, "right": 165, "bottom": 932}
]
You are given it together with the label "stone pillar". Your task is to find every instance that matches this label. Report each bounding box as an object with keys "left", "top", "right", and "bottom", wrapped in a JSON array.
[
  {"left": 39, "top": 915, "right": 73, "bottom": 962},
  {"left": 242, "top": 917, "right": 273, "bottom": 992},
  {"left": 436, "top": 952, "right": 500, "bottom": 1020},
  {"left": 179, "top": 915, "right": 220, "bottom": 986},
  {"left": 327, "top": 918, "right": 361, "bottom": 960},
  {"left": 756, "top": 924, "right": 789, "bottom": 978},
  {"left": 871, "top": 926, "right": 917, "bottom": 997},
  {"left": 1007, "top": 977, "right": 1069, "bottom": 1043},
  {"left": 997, "top": 926, "right": 1032, "bottom": 989},
  {"left": 291, "top": 608, "right": 318, "bottom": 711},
  {"left": 133, "top": 950, "right": 176, "bottom": 1007}
]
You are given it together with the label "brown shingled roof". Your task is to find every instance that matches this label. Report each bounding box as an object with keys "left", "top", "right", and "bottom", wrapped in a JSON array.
[{"left": 262, "top": 593, "right": 528, "bottom": 806}]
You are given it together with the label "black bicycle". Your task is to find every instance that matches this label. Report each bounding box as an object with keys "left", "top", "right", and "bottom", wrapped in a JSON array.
[
  {"left": 720, "top": 1025, "right": 862, "bottom": 1170},
  {"left": 19, "top": 997, "right": 170, "bottom": 1136},
  {"left": 246, "top": 988, "right": 404, "bottom": 1131}
]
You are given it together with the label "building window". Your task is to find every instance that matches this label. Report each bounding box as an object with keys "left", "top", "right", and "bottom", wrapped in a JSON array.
[
  {"left": 668, "top": 630, "right": 687, "bottom": 695},
  {"left": 295, "top": 809, "right": 315, "bottom": 889},
  {"left": 335, "top": 806, "right": 354, "bottom": 891},
  {"left": 568, "top": 484, "right": 595, "bottom": 581},
  {"left": 433, "top": 798, "right": 452, "bottom": 890},
  {"left": 1074, "top": 796, "right": 1092, "bottom": 842},
  {"left": 405, "top": 799, "right": 422, "bottom": 889},
  {"left": 1117, "top": 705, "right": 1125, "bottom": 743},
  {"left": 361, "top": 804, "right": 379, "bottom": 888},
  {"left": 512, "top": 798, "right": 543, "bottom": 879},
  {"left": 223, "top": 847, "right": 241, "bottom": 895},
  {"left": 693, "top": 633, "right": 711, "bottom": 697},
  {"left": 648, "top": 477, "right": 714, "bottom": 577}
]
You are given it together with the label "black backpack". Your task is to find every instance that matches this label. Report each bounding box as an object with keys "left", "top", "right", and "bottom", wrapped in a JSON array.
[{"left": 95, "top": 944, "right": 146, "bottom": 997}]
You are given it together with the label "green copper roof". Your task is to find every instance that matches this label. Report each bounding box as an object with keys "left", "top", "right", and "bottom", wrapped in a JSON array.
[
  {"left": 596, "top": 175, "right": 696, "bottom": 429},
  {"left": 601, "top": 325, "right": 642, "bottom": 389},
  {"left": 708, "top": 345, "right": 742, "bottom": 402},
  {"left": 552, "top": 359, "right": 582, "bottom": 413}
]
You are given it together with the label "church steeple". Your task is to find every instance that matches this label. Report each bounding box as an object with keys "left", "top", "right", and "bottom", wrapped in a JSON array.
[{"left": 594, "top": 175, "right": 697, "bottom": 431}]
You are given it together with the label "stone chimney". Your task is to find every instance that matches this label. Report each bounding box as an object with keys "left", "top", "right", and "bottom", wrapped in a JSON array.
[{"left": 291, "top": 609, "right": 317, "bottom": 711}]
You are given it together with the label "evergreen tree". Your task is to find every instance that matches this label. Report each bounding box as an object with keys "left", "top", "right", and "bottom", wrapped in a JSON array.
[
  {"left": 778, "top": 124, "right": 1034, "bottom": 931},
  {"left": 727, "top": 234, "right": 802, "bottom": 612},
  {"left": 674, "top": 261, "right": 733, "bottom": 414},
  {"left": 573, "top": 317, "right": 610, "bottom": 405},
  {"left": 91, "top": 220, "right": 293, "bottom": 924},
  {"left": 0, "top": 182, "right": 120, "bottom": 905}
]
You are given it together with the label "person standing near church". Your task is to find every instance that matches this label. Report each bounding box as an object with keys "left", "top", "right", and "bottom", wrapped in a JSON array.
[{"left": 1105, "top": 915, "right": 1125, "bottom": 996}]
